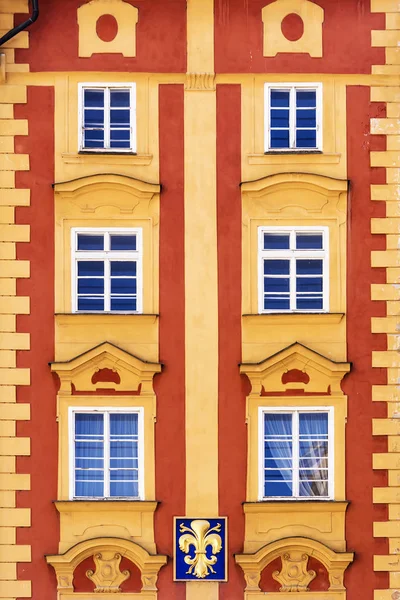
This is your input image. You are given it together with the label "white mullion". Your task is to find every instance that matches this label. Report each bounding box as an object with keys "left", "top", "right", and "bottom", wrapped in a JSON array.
[
  {"left": 293, "top": 411, "right": 300, "bottom": 497},
  {"left": 104, "top": 88, "right": 111, "bottom": 149},
  {"left": 104, "top": 412, "right": 110, "bottom": 498}
]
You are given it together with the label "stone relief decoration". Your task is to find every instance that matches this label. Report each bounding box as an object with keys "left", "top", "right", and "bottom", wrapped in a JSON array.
[
  {"left": 240, "top": 342, "right": 351, "bottom": 397},
  {"left": 77, "top": 0, "right": 139, "bottom": 58},
  {"left": 272, "top": 550, "right": 316, "bottom": 592},
  {"left": 51, "top": 342, "right": 161, "bottom": 395},
  {"left": 235, "top": 537, "right": 353, "bottom": 595},
  {"left": 86, "top": 551, "right": 130, "bottom": 592},
  {"left": 262, "top": 0, "right": 324, "bottom": 57},
  {"left": 174, "top": 518, "right": 227, "bottom": 582},
  {"left": 46, "top": 537, "right": 167, "bottom": 599}
]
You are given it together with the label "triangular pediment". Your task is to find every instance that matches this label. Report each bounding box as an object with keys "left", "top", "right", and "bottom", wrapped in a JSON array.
[
  {"left": 51, "top": 342, "right": 161, "bottom": 395},
  {"left": 240, "top": 342, "right": 350, "bottom": 396}
]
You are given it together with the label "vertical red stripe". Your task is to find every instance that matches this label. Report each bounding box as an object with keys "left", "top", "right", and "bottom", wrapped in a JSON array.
[
  {"left": 155, "top": 84, "right": 186, "bottom": 599},
  {"left": 344, "top": 86, "right": 388, "bottom": 596},
  {"left": 217, "top": 84, "right": 247, "bottom": 599},
  {"left": 14, "top": 86, "right": 59, "bottom": 596}
]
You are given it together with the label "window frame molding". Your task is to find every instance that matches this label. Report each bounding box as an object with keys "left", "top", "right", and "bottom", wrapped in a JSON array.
[
  {"left": 78, "top": 82, "right": 137, "bottom": 154},
  {"left": 69, "top": 405, "right": 145, "bottom": 501},
  {"left": 71, "top": 226, "right": 143, "bottom": 315},
  {"left": 257, "top": 225, "right": 329, "bottom": 314},
  {"left": 258, "top": 405, "right": 334, "bottom": 502},
  {"left": 264, "top": 82, "right": 323, "bottom": 153}
]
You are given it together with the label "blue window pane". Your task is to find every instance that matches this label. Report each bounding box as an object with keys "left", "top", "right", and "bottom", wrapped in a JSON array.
[
  {"left": 110, "top": 441, "right": 137, "bottom": 458},
  {"left": 264, "top": 260, "right": 290, "bottom": 275},
  {"left": 77, "top": 261, "right": 104, "bottom": 276},
  {"left": 84, "top": 89, "right": 104, "bottom": 107},
  {"left": 299, "top": 413, "right": 328, "bottom": 435},
  {"left": 110, "top": 140, "right": 131, "bottom": 149},
  {"left": 296, "top": 109, "right": 316, "bottom": 128},
  {"left": 110, "top": 481, "right": 138, "bottom": 497},
  {"left": 264, "top": 278, "right": 290, "bottom": 293},
  {"left": 265, "top": 413, "right": 292, "bottom": 437},
  {"left": 75, "top": 414, "right": 104, "bottom": 436},
  {"left": 264, "top": 441, "right": 293, "bottom": 459},
  {"left": 264, "top": 480, "right": 292, "bottom": 497},
  {"left": 110, "top": 129, "right": 131, "bottom": 142},
  {"left": 296, "top": 90, "right": 316, "bottom": 108},
  {"left": 110, "top": 261, "right": 136, "bottom": 276},
  {"left": 84, "top": 109, "right": 104, "bottom": 127},
  {"left": 75, "top": 481, "right": 104, "bottom": 497},
  {"left": 77, "top": 234, "right": 104, "bottom": 251},
  {"left": 296, "top": 277, "right": 323, "bottom": 293},
  {"left": 110, "top": 235, "right": 137, "bottom": 251},
  {"left": 271, "top": 90, "right": 290, "bottom": 108},
  {"left": 110, "top": 90, "right": 130, "bottom": 108},
  {"left": 77, "top": 297, "right": 104, "bottom": 311},
  {"left": 110, "top": 413, "right": 138, "bottom": 436},
  {"left": 110, "top": 470, "right": 136, "bottom": 481},
  {"left": 110, "top": 458, "right": 138, "bottom": 469},
  {"left": 111, "top": 298, "right": 137, "bottom": 311},
  {"left": 76, "top": 469, "right": 104, "bottom": 481},
  {"left": 75, "top": 457, "right": 104, "bottom": 469},
  {"left": 78, "top": 279, "right": 104, "bottom": 294},
  {"left": 84, "top": 130, "right": 104, "bottom": 148},
  {"left": 296, "top": 233, "right": 323, "bottom": 249},
  {"left": 270, "top": 130, "right": 290, "bottom": 148},
  {"left": 270, "top": 109, "right": 289, "bottom": 128},
  {"left": 263, "top": 233, "right": 290, "bottom": 250},
  {"left": 110, "top": 110, "right": 130, "bottom": 126},
  {"left": 299, "top": 480, "right": 328, "bottom": 497},
  {"left": 264, "top": 297, "right": 290, "bottom": 310},
  {"left": 265, "top": 469, "right": 292, "bottom": 482},
  {"left": 265, "top": 458, "right": 292, "bottom": 469},
  {"left": 296, "top": 129, "right": 317, "bottom": 148},
  {"left": 299, "top": 441, "right": 328, "bottom": 459},
  {"left": 75, "top": 442, "right": 104, "bottom": 458},
  {"left": 296, "top": 297, "right": 323, "bottom": 310},
  {"left": 296, "top": 260, "right": 323, "bottom": 275},
  {"left": 111, "top": 279, "right": 137, "bottom": 294}
]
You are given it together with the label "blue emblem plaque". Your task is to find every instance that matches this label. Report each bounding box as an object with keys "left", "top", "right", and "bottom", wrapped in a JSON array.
[{"left": 174, "top": 517, "right": 228, "bottom": 582}]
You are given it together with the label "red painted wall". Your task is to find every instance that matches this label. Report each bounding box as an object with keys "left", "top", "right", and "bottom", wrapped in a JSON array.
[
  {"left": 343, "top": 86, "right": 389, "bottom": 598},
  {"left": 217, "top": 84, "right": 248, "bottom": 600},
  {"left": 14, "top": 86, "right": 59, "bottom": 597},
  {"left": 15, "top": 0, "right": 186, "bottom": 73},
  {"left": 214, "top": 0, "right": 384, "bottom": 73},
  {"left": 154, "top": 84, "right": 186, "bottom": 600}
]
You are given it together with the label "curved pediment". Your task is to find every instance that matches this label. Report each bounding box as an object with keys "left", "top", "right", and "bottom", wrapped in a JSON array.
[
  {"left": 235, "top": 536, "right": 354, "bottom": 592},
  {"left": 54, "top": 173, "right": 160, "bottom": 200},
  {"left": 240, "top": 342, "right": 350, "bottom": 396},
  {"left": 51, "top": 342, "right": 162, "bottom": 395}
]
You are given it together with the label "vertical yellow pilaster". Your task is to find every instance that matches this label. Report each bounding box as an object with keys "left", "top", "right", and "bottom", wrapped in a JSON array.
[
  {"left": 185, "top": 0, "right": 218, "bottom": 598},
  {"left": 371, "top": 1, "right": 400, "bottom": 598},
  {"left": 0, "top": 2, "right": 32, "bottom": 599}
]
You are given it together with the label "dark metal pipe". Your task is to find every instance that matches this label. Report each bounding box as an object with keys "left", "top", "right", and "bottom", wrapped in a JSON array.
[{"left": 0, "top": 0, "right": 39, "bottom": 47}]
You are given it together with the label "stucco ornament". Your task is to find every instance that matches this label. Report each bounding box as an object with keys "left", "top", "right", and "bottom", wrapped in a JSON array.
[
  {"left": 86, "top": 551, "right": 130, "bottom": 592},
  {"left": 272, "top": 551, "right": 316, "bottom": 592},
  {"left": 178, "top": 520, "right": 223, "bottom": 578}
]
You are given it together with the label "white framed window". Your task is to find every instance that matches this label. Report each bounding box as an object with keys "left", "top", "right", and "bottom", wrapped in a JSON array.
[
  {"left": 258, "top": 226, "right": 329, "bottom": 313},
  {"left": 69, "top": 407, "right": 144, "bottom": 500},
  {"left": 79, "top": 83, "right": 136, "bottom": 153},
  {"left": 264, "top": 83, "right": 322, "bottom": 152},
  {"left": 71, "top": 227, "right": 143, "bottom": 313},
  {"left": 259, "top": 407, "right": 334, "bottom": 501}
]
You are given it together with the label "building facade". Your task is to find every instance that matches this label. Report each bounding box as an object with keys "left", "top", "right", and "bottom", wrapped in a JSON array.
[{"left": 0, "top": 0, "right": 398, "bottom": 598}]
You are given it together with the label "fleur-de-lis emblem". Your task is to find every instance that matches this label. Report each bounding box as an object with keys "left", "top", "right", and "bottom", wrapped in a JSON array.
[{"left": 178, "top": 519, "right": 223, "bottom": 579}]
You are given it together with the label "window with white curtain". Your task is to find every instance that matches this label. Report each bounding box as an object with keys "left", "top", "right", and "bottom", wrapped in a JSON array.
[
  {"left": 71, "top": 228, "right": 142, "bottom": 313},
  {"left": 70, "top": 408, "right": 144, "bottom": 499},
  {"left": 260, "top": 407, "right": 333, "bottom": 500},
  {"left": 258, "top": 226, "right": 329, "bottom": 313},
  {"left": 79, "top": 83, "right": 136, "bottom": 152}
]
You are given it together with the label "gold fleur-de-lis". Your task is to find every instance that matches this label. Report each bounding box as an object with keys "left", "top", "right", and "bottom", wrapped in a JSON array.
[{"left": 178, "top": 520, "right": 223, "bottom": 579}]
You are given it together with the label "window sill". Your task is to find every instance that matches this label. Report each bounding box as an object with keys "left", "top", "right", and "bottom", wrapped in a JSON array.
[
  {"left": 55, "top": 500, "right": 158, "bottom": 554},
  {"left": 61, "top": 152, "right": 153, "bottom": 166},
  {"left": 247, "top": 152, "right": 341, "bottom": 165},
  {"left": 243, "top": 313, "right": 344, "bottom": 325},
  {"left": 242, "top": 500, "right": 348, "bottom": 554}
]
